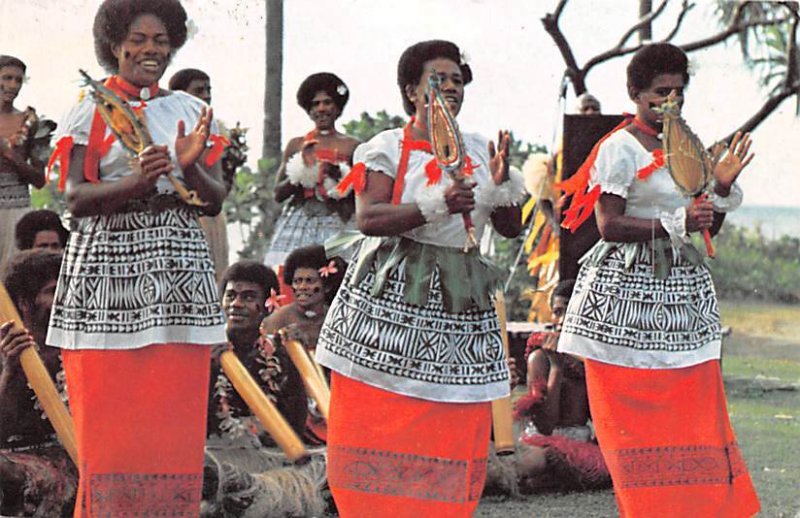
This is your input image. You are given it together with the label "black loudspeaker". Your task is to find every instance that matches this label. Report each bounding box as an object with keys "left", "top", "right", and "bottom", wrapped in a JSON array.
[{"left": 558, "top": 114, "right": 626, "bottom": 282}]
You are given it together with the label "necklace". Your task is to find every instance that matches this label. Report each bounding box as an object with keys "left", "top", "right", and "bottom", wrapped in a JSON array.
[
  {"left": 299, "top": 308, "right": 318, "bottom": 319},
  {"left": 109, "top": 75, "right": 159, "bottom": 101},
  {"left": 632, "top": 117, "right": 662, "bottom": 140}
]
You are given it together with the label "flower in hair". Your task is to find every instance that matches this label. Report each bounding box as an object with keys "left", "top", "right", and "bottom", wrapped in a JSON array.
[
  {"left": 687, "top": 58, "right": 698, "bottom": 77},
  {"left": 459, "top": 51, "right": 471, "bottom": 66},
  {"left": 337, "top": 84, "right": 348, "bottom": 96},
  {"left": 319, "top": 260, "right": 338, "bottom": 278},
  {"left": 264, "top": 288, "right": 286, "bottom": 313},
  {"left": 186, "top": 18, "right": 199, "bottom": 40}
]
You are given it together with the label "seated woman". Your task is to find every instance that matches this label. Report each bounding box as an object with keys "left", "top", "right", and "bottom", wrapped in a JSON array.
[
  {"left": 507, "top": 279, "right": 610, "bottom": 493},
  {"left": 262, "top": 245, "right": 346, "bottom": 444},
  {"left": 264, "top": 73, "right": 360, "bottom": 279}
]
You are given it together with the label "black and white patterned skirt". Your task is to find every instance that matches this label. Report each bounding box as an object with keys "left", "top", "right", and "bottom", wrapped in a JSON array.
[
  {"left": 558, "top": 242, "right": 722, "bottom": 368},
  {"left": 47, "top": 204, "right": 226, "bottom": 350},
  {"left": 263, "top": 202, "right": 354, "bottom": 267},
  {"left": 316, "top": 244, "right": 509, "bottom": 403}
]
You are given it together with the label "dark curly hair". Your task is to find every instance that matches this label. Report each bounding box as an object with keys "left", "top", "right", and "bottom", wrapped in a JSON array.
[
  {"left": 397, "top": 40, "right": 473, "bottom": 116},
  {"left": 168, "top": 68, "right": 208, "bottom": 91},
  {"left": 0, "top": 55, "right": 26, "bottom": 73},
  {"left": 283, "top": 245, "right": 347, "bottom": 304},
  {"left": 218, "top": 260, "right": 280, "bottom": 302},
  {"left": 627, "top": 43, "right": 690, "bottom": 97},
  {"left": 2, "top": 249, "right": 62, "bottom": 312},
  {"left": 93, "top": 0, "right": 188, "bottom": 73},
  {"left": 14, "top": 209, "right": 69, "bottom": 250},
  {"left": 296, "top": 72, "right": 349, "bottom": 113},
  {"left": 551, "top": 279, "right": 576, "bottom": 306}
]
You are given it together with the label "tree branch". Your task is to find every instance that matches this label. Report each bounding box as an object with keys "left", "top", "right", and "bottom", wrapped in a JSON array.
[
  {"left": 542, "top": 0, "right": 587, "bottom": 93},
  {"left": 616, "top": 0, "right": 670, "bottom": 48},
  {"left": 662, "top": 1, "right": 694, "bottom": 42},
  {"left": 719, "top": 83, "right": 799, "bottom": 144}
]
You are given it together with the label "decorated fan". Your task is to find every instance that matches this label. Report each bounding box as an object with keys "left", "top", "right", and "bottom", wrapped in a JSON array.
[
  {"left": 657, "top": 91, "right": 720, "bottom": 257},
  {"left": 79, "top": 69, "right": 206, "bottom": 207},
  {"left": 426, "top": 72, "right": 477, "bottom": 252}
]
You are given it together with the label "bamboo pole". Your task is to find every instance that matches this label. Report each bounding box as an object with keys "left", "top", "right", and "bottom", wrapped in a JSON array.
[
  {"left": 0, "top": 282, "right": 78, "bottom": 465},
  {"left": 491, "top": 291, "right": 516, "bottom": 455},
  {"left": 219, "top": 349, "right": 308, "bottom": 462},
  {"left": 280, "top": 334, "right": 330, "bottom": 421}
]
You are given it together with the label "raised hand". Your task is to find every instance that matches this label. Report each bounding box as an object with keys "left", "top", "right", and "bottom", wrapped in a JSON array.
[
  {"left": 713, "top": 131, "right": 753, "bottom": 192},
  {"left": 175, "top": 105, "right": 213, "bottom": 170},
  {"left": 488, "top": 129, "right": 510, "bottom": 185},
  {"left": 300, "top": 139, "right": 318, "bottom": 167}
]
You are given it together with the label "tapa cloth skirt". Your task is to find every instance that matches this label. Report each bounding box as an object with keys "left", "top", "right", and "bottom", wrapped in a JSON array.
[
  {"left": 585, "top": 359, "right": 759, "bottom": 517},
  {"left": 63, "top": 343, "right": 210, "bottom": 517},
  {"left": 327, "top": 372, "right": 491, "bottom": 517}
]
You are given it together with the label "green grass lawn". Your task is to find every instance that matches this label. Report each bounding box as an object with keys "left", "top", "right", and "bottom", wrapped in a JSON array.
[{"left": 476, "top": 300, "right": 800, "bottom": 517}]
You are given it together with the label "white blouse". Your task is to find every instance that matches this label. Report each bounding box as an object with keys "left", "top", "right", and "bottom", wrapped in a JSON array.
[
  {"left": 354, "top": 128, "right": 523, "bottom": 249},
  {"left": 56, "top": 90, "right": 216, "bottom": 193}
]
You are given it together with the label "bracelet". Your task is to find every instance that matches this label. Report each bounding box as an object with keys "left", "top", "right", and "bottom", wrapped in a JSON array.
[
  {"left": 475, "top": 166, "right": 526, "bottom": 208},
  {"left": 416, "top": 183, "right": 450, "bottom": 226},
  {"left": 659, "top": 206, "right": 689, "bottom": 250},
  {"left": 707, "top": 181, "right": 743, "bottom": 213},
  {"left": 284, "top": 153, "right": 318, "bottom": 189}
]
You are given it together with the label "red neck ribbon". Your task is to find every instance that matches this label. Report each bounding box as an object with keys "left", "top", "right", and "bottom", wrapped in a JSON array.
[{"left": 106, "top": 75, "right": 159, "bottom": 101}]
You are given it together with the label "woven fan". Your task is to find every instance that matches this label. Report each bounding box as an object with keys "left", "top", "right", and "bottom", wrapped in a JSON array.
[
  {"left": 657, "top": 92, "right": 719, "bottom": 257},
  {"left": 79, "top": 69, "right": 206, "bottom": 207},
  {"left": 426, "top": 72, "right": 477, "bottom": 252}
]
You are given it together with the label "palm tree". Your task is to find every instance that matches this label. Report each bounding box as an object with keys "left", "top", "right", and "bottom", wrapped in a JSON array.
[{"left": 263, "top": 0, "right": 283, "bottom": 161}]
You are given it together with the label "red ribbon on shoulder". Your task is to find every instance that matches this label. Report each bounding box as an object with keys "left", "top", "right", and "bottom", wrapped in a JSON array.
[
  {"left": 636, "top": 148, "right": 665, "bottom": 180},
  {"left": 47, "top": 136, "right": 74, "bottom": 190},
  {"left": 205, "top": 133, "right": 230, "bottom": 167},
  {"left": 556, "top": 115, "right": 633, "bottom": 232},
  {"left": 337, "top": 161, "right": 367, "bottom": 195}
]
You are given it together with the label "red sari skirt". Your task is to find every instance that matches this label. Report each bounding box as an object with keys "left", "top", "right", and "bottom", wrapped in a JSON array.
[
  {"left": 62, "top": 343, "right": 210, "bottom": 517},
  {"left": 327, "top": 372, "right": 492, "bottom": 517},
  {"left": 585, "top": 359, "right": 760, "bottom": 517}
]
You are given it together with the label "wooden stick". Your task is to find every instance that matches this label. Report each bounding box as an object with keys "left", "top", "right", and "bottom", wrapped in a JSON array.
[
  {"left": 491, "top": 291, "right": 516, "bottom": 455},
  {"left": 219, "top": 350, "right": 308, "bottom": 462},
  {"left": 281, "top": 334, "right": 330, "bottom": 421},
  {"left": 0, "top": 282, "right": 78, "bottom": 465}
]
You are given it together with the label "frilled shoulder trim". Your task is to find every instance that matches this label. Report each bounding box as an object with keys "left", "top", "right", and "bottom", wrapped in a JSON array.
[
  {"left": 589, "top": 129, "right": 644, "bottom": 199},
  {"left": 55, "top": 93, "right": 96, "bottom": 146},
  {"left": 352, "top": 128, "right": 403, "bottom": 179}
]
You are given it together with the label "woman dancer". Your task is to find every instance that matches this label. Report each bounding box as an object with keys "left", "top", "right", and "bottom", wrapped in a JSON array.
[
  {"left": 0, "top": 55, "right": 48, "bottom": 264},
  {"left": 558, "top": 43, "right": 759, "bottom": 516},
  {"left": 46, "top": 0, "right": 227, "bottom": 514},
  {"left": 316, "top": 40, "right": 525, "bottom": 516},
  {"left": 264, "top": 72, "right": 359, "bottom": 273}
]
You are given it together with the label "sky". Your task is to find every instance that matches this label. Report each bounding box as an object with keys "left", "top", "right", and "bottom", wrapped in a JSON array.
[{"left": 1, "top": 0, "right": 798, "bottom": 207}]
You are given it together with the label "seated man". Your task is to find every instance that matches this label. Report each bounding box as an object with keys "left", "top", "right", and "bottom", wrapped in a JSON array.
[
  {"left": 14, "top": 209, "right": 69, "bottom": 252},
  {"left": 0, "top": 249, "right": 76, "bottom": 516},
  {"left": 207, "top": 260, "right": 307, "bottom": 447},
  {"left": 509, "top": 279, "right": 610, "bottom": 493},
  {"left": 261, "top": 245, "right": 346, "bottom": 444}
]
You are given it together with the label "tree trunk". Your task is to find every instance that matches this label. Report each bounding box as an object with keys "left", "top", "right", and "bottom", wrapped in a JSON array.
[
  {"left": 263, "top": 0, "right": 283, "bottom": 161},
  {"left": 639, "top": 0, "right": 653, "bottom": 42}
]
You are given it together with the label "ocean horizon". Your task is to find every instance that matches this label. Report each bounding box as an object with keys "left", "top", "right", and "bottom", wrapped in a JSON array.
[{"left": 726, "top": 205, "right": 800, "bottom": 240}]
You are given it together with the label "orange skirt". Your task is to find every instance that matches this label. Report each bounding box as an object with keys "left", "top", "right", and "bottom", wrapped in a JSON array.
[
  {"left": 327, "top": 373, "right": 491, "bottom": 517},
  {"left": 62, "top": 344, "right": 211, "bottom": 517},
  {"left": 585, "top": 359, "right": 759, "bottom": 518}
]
